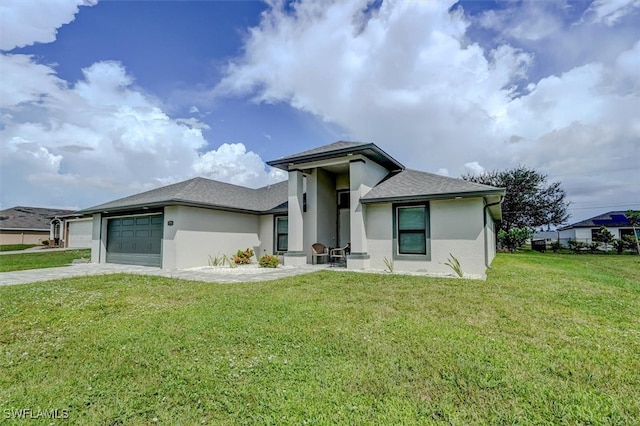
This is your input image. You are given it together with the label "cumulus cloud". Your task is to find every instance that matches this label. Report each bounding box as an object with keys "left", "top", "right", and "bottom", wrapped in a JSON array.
[
  {"left": 194, "top": 143, "right": 286, "bottom": 187},
  {"left": 218, "top": 0, "right": 640, "bottom": 221},
  {"left": 0, "top": 0, "right": 96, "bottom": 50},
  {"left": 0, "top": 0, "right": 284, "bottom": 210}
]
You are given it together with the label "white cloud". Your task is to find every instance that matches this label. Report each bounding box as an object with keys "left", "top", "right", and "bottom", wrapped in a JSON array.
[
  {"left": 584, "top": 0, "right": 640, "bottom": 25},
  {"left": 0, "top": 59, "right": 284, "bottom": 208},
  {"left": 218, "top": 0, "right": 640, "bottom": 222},
  {"left": 0, "top": 0, "right": 96, "bottom": 51},
  {"left": 0, "top": 1, "right": 285, "bottom": 210},
  {"left": 194, "top": 143, "right": 286, "bottom": 187},
  {"left": 463, "top": 162, "right": 485, "bottom": 176}
]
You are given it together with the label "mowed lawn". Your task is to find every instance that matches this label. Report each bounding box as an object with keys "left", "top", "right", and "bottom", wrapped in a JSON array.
[
  {"left": 0, "top": 253, "right": 638, "bottom": 424},
  {"left": 0, "top": 249, "right": 91, "bottom": 272}
]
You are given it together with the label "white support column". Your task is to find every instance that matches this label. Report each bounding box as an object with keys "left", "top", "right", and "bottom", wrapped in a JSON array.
[
  {"left": 348, "top": 160, "right": 371, "bottom": 269},
  {"left": 284, "top": 170, "right": 307, "bottom": 266}
]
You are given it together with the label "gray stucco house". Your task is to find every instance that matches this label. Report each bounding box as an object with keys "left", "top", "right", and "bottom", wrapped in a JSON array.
[{"left": 80, "top": 141, "right": 505, "bottom": 278}]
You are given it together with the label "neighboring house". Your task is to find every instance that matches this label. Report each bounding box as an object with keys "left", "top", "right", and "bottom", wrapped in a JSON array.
[
  {"left": 79, "top": 141, "right": 505, "bottom": 278},
  {"left": 0, "top": 206, "right": 75, "bottom": 245},
  {"left": 558, "top": 211, "right": 640, "bottom": 246},
  {"left": 50, "top": 213, "right": 94, "bottom": 248}
]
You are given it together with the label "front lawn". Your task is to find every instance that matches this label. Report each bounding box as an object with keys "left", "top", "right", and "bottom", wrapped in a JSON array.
[
  {"left": 0, "top": 244, "right": 38, "bottom": 252},
  {"left": 0, "top": 249, "right": 90, "bottom": 272},
  {"left": 0, "top": 253, "right": 638, "bottom": 424}
]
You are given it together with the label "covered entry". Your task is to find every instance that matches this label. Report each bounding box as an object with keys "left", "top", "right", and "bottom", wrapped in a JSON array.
[{"left": 106, "top": 214, "right": 163, "bottom": 267}]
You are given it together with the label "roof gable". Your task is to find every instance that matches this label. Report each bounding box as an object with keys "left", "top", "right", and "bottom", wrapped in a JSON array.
[{"left": 267, "top": 140, "right": 404, "bottom": 172}]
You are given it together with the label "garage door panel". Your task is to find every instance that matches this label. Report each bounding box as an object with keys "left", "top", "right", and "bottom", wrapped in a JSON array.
[{"left": 106, "top": 214, "right": 163, "bottom": 267}]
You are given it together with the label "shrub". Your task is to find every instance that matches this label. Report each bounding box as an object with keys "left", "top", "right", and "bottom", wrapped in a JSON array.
[
  {"left": 498, "top": 227, "right": 533, "bottom": 252},
  {"left": 259, "top": 254, "right": 280, "bottom": 268},
  {"left": 41, "top": 240, "right": 49, "bottom": 246},
  {"left": 567, "top": 239, "right": 586, "bottom": 254},
  {"left": 550, "top": 241, "right": 562, "bottom": 253},
  {"left": 234, "top": 248, "right": 254, "bottom": 265}
]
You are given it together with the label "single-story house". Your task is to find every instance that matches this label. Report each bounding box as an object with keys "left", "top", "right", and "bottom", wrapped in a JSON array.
[
  {"left": 558, "top": 211, "right": 640, "bottom": 245},
  {"left": 0, "top": 206, "right": 78, "bottom": 246},
  {"left": 49, "top": 213, "right": 93, "bottom": 248},
  {"left": 79, "top": 141, "right": 505, "bottom": 278}
]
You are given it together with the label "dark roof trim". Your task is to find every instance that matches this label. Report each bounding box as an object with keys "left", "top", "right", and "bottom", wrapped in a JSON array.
[
  {"left": 267, "top": 142, "right": 404, "bottom": 172},
  {"left": 82, "top": 199, "right": 272, "bottom": 216},
  {"left": 360, "top": 189, "right": 506, "bottom": 204}
]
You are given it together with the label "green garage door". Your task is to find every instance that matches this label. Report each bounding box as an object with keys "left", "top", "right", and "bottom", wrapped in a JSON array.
[{"left": 106, "top": 214, "right": 163, "bottom": 267}]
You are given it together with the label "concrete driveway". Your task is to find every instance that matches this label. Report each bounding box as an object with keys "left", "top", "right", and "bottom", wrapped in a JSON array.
[{"left": 0, "top": 262, "right": 327, "bottom": 286}]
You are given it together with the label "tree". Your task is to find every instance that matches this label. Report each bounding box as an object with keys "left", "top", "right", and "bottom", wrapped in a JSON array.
[
  {"left": 498, "top": 227, "right": 533, "bottom": 252},
  {"left": 463, "top": 166, "right": 570, "bottom": 232},
  {"left": 626, "top": 210, "right": 640, "bottom": 255},
  {"left": 593, "top": 226, "right": 614, "bottom": 251}
]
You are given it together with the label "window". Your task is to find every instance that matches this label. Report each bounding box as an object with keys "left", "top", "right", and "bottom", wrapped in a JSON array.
[
  {"left": 275, "top": 216, "right": 288, "bottom": 253},
  {"left": 396, "top": 205, "right": 428, "bottom": 256}
]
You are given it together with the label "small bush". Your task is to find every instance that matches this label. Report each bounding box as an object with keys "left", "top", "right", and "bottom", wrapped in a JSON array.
[
  {"left": 41, "top": 240, "right": 50, "bottom": 246},
  {"left": 259, "top": 254, "right": 280, "bottom": 268},
  {"left": 234, "top": 248, "right": 254, "bottom": 265}
]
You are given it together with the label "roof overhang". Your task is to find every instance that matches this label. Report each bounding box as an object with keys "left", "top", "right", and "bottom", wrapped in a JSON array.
[
  {"left": 267, "top": 143, "right": 404, "bottom": 172},
  {"left": 360, "top": 189, "right": 505, "bottom": 205},
  {"left": 78, "top": 199, "right": 268, "bottom": 216}
]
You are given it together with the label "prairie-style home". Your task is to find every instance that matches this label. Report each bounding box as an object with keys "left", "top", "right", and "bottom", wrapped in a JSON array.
[{"left": 79, "top": 141, "right": 505, "bottom": 278}]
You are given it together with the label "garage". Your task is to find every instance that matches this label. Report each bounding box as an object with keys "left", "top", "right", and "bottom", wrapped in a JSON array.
[
  {"left": 67, "top": 218, "right": 92, "bottom": 248},
  {"left": 106, "top": 214, "right": 163, "bottom": 267}
]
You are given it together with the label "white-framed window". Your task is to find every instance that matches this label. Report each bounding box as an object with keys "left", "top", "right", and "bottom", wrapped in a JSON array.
[
  {"left": 395, "top": 204, "right": 429, "bottom": 257},
  {"left": 275, "top": 216, "right": 288, "bottom": 253}
]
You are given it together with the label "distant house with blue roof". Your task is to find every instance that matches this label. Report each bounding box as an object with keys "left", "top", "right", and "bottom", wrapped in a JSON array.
[{"left": 558, "top": 211, "right": 639, "bottom": 245}]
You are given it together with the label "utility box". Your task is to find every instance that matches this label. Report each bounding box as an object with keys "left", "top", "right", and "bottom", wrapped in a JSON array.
[{"left": 531, "top": 239, "right": 546, "bottom": 253}]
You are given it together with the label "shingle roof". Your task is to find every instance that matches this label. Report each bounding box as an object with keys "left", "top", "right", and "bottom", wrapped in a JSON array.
[
  {"left": 274, "top": 141, "right": 367, "bottom": 161},
  {"left": 267, "top": 140, "right": 404, "bottom": 172},
  {"left": 79, "top": 177, "right": 288, "bottom": 215},
  {"left": 0, "top": 206, "right": 76, "bottom": 230},
  {"left": 560, "top": 211, "right": 632, "bottom": 229},
  {"left": 361, "top": 169, "right": 505, "bottom": 203}
]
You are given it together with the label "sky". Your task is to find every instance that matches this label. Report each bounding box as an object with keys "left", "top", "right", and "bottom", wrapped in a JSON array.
[{"left": 1, "top": 0, "right": 639, "bottom": 225}]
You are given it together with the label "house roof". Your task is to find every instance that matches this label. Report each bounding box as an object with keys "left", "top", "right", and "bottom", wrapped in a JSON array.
[
  {"left": 0, "top": 206, "right": 76, "bottom": 231},
  {"left": 361, "top": 169, "right": 505, "bottom": 203},
  {"left": 560, "top": 211, "right": 633, "bottom": 230},
  {"left": 267, "top": 140, "right": 405, "bottom": 172},
  {"left": 79, "top": 177, "right": 288, "bottom": 215}
]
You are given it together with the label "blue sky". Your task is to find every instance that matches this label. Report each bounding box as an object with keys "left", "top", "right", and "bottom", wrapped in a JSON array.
[{"left": 1, "top": 0, "right": 639, "bottom": 224}]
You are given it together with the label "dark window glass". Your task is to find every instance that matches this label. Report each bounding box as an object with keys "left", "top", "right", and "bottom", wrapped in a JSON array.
[{"left": 397, "top": 206, "right": 426, "bottom": 255}]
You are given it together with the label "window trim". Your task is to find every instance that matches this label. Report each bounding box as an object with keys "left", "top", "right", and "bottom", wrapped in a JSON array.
[
  {"left": 393, "top": 203, "right": 430, "bottom": 260},
  {"left": 274, "top": 215, "right": 288, "bottom": 254}
]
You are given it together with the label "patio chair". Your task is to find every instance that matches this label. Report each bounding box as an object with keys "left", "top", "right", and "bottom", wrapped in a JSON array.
[
  {"left": 330, "top": 243, "right": 350, "bottom": 267},
  {"left": 311, "top": 243, "right": 330, "bottom": 265}
]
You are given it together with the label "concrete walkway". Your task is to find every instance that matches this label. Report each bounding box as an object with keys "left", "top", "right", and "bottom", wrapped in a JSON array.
[{"left": 0, "top": 263, "right": 331, "bottom": 286}]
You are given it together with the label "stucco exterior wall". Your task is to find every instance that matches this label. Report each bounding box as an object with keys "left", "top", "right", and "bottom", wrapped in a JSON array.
[
  {"left": 90, "top": 213, "right": 106, "bottom": 264},
  {"left": 163, "top": 205, "right": 260, "bottom": 269},
  {"left": 258, "top": 214, "right": 275, "bottom": 258},
  {"left": 0, "top": 230, "right": 49, "bottom": 245},
  {"left": 485, "top": 209, "right": 497, "bottom": 265},
  {"left": 365, "top": 198, "right": 488, "bottom": 277}
]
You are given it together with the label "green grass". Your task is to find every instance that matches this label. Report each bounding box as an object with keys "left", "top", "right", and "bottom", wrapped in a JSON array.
[
  {"left": 0, "top": 244, "right": 38, "bottom": 252},
  {"left": 0, "top": 249, "right": 90, "bottom": 272},
  {"left": 1, "top": 252, "right": 639, "bottom": 424}
]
